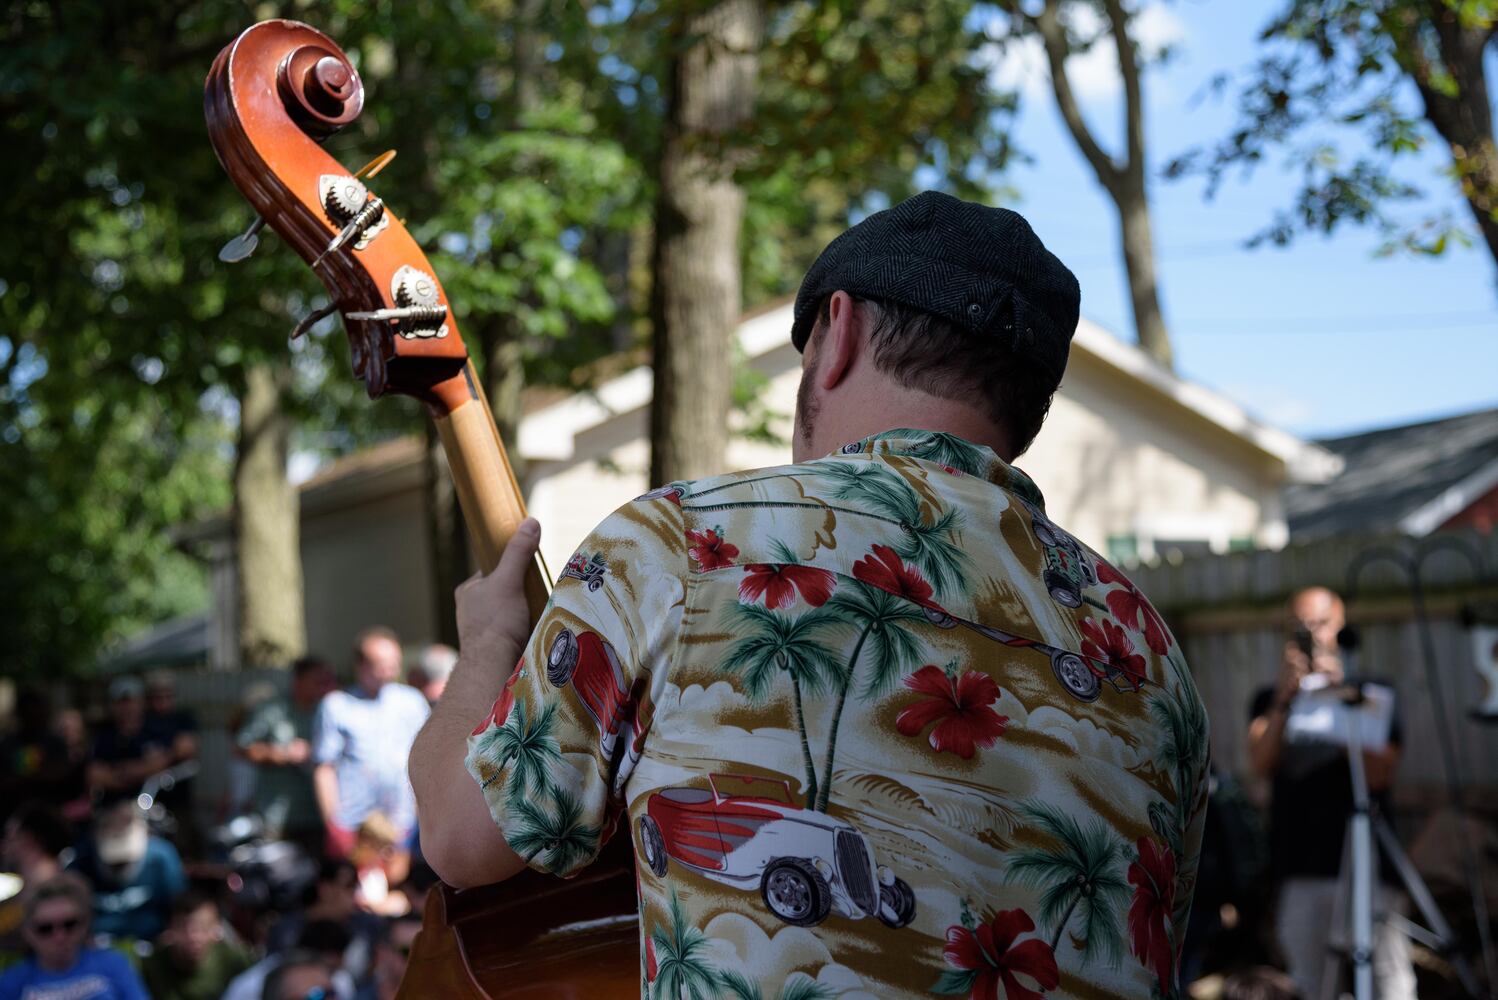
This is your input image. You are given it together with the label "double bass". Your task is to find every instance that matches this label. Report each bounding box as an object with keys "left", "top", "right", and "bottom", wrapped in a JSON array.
[{"left": 204, "top": 20, "right": 640, "bottom": 997}]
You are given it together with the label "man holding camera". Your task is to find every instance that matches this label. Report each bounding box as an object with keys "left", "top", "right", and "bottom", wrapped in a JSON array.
[{"left": 1247, "top": 586, "right": 1414, "bottom": 999}]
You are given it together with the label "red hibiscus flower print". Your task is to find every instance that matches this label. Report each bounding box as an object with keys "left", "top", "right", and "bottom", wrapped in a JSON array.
[
  {"left": 1127, "top": 836, "right": 1178, "bottom": 994},
  {"left": 686, "top": 528, "right": 739, "bottom": 571},
  {"left": 1080, "top": 618, "right": 1147, "bottom": 689},
  {"left": 853, "top": 544, "right": 937, "bottom": 607},
  {"left": 644, "top": 934, "right": 657, "bottom": 983},
  {"left": 739, "top": 563, "right": 836, "bottom": 609},
  {"left": 1097, "top": 561, "right": 1171, "bottom": 655},
  {"left": 897, "top": 665, "right": 1008, "bottom": 759},
  {"left": 470, "top": 662, "right": 524, "bottom": 736},
  {"left": 939, "top": 908, "right": 1060, "bottom": 1000}
]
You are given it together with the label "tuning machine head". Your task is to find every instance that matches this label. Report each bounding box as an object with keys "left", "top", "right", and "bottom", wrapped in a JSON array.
[{"left": 218, "top": 216, "right": 266, "bottom": 263}]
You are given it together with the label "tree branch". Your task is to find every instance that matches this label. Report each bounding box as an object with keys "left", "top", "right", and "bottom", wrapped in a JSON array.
[
  {"left": 1102, "top": 0, "right": 1144, "bottom": 173},
  {"left": 1031, "top": 0, "right": 1120, "bottom": 193}
]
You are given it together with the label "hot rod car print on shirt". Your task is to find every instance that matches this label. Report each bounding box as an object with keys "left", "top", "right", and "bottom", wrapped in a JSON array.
[
  {"left": 546, "top": 627, "right": 651, "bottom": 795},
  {"left": 638, "top": 773, "right": 917, "bottom": 929}
]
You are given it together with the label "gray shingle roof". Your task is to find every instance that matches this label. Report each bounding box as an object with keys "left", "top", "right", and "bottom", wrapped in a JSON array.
[{"left": 1285, "top": 406, "right": 1498, "bottom": 539}]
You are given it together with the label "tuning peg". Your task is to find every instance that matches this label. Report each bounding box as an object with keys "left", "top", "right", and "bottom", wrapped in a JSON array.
[
  {"left": 218, "top": 151, "right": 391, "bottom": 267},
  {"left": 311, "top": 197, "right": 386, "bottom": 268},
  {"left": 291, "top": 301, "right": 340, "bottom": 341},
  {"left": 355, "top": 149, "right": 397, "bottom": 180},
  {"left": 218, "top": 216, "right": 266, "bottom": 263}
]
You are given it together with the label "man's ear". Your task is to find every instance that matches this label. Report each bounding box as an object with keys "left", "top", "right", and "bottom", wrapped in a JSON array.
[{"left": 818, "top": 290, "right": 861, "bottom": 391}]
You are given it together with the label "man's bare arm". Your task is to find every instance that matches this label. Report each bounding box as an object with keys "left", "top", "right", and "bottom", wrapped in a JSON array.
[
  {"left": 240, "top": 740, "right": 309, "bottom": 766},
  {"left": 408, "top": 519, "right": 540, "bottom": 889},
  {"left": 313, "top": 763, "right": 341, "bottom": 830}
]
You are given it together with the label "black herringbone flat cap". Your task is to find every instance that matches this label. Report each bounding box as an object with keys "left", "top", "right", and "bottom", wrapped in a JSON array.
[{"left": 791, "top": 191, "right": 1080, "bottom": 380}]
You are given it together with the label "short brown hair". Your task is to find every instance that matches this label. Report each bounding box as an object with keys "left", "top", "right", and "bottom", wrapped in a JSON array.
[
  {"left": 818, "top": 295, "right": 1060, "bottom": 457},
  {"left": 25, "top": 872, "right": 92, "bottom": 927}
]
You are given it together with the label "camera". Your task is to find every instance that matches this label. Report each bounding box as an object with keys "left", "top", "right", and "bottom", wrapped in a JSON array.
[{"left": 1293, "top": 627, "right": 1315, "bottom": 658}]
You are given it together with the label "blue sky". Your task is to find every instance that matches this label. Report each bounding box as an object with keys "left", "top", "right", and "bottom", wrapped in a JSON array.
[{"left": 980, "top": 0, "right": 1497, "bottom": 439}]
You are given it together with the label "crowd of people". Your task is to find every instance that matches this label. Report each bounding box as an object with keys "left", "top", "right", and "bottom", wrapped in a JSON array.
[{"left": 0, "top": 627, "right": 455, "bottom": 1000}]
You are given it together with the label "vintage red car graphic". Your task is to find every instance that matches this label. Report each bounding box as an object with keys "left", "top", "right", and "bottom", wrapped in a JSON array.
[
  {"left": 546, "top": 628, "right": 650, "bottom": 795},
  {"left": 638, "top": 773, "right": 916, "bottom": 929}
]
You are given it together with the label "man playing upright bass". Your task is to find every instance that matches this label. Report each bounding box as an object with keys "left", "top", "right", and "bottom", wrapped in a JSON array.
[{"left": 411, "top": 192, "right": 1210, "bottom": 999}]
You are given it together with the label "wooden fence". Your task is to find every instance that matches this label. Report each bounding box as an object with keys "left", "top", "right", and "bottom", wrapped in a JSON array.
[
  {"left": 87, "top": 531, "right": 1498, "bottom": 829},
  {"left": 1128, "top": 529, "right": 1498, "bottom": 813}
]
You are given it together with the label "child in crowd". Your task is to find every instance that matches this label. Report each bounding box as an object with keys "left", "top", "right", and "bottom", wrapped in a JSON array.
[
  {"left": 351, "top": 814, "right": 410, "bottom": 918},
  {"left": 141, "top": 889, "right": 253, "bottom": 1000}
]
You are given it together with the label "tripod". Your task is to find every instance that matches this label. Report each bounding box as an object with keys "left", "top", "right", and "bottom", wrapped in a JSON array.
[{"left": 1319, "top": 692, "right": 1484, "bottom": 1000}]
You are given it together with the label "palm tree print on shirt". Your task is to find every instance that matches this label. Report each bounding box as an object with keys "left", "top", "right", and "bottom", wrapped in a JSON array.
[
  {"left": 1005, "top": 800, "right": 1129, "bottom": 962},
  {"left": 647, "top": 890, "right": 719, "bottom": 1000},
  {"left": 718, "top": 540, "right": 939, "bottom": 813},
  {"left": 897, "top": 431, "right": 992, "bottom": 478},
  {"left": 722, "top": 601, "right": 842, "bottom": 807},
  {"left": 815, "top": 553, "right": 932, "bottom": 812},
  {"left": 719, "top": 969, "right": 836, "bottom": 1000},
  {"left": 471, "top": 698, "right": 562, "bottom": 801},
  {"left": 820, "top": 461, "right": 969, "bottom": 595},
  {"left": 505, "top": 783, "right": 601, "bottom": 874}
]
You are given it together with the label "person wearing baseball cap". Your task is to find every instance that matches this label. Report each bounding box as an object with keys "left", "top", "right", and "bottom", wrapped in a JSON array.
[
  {"left": 86, "top": 677, "right": 172, "bottom": 799},
  {"left": 414, "top": 193, "right": 1207, "bottom": 999}
]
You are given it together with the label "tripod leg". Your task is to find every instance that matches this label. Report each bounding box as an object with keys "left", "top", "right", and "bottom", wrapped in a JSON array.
[
  {"left": 1320, "top": 828, "right": 1354, "bottom": 1000},
  {"left": 1371, "top": 884, "right": 1418, "bottom": 1000},
  {"left": 1374, "top": 817, "right": 1485, "bottom": 1000}
]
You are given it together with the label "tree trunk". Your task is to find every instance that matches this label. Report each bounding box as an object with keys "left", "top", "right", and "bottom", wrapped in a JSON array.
[
  {"left": 649, "top": 0, "right": 764, "bottom": 486},
  {"left": 1117, "top": 174, "right": 1172, "bottom": 369},
  {"left": 1381, "top": 6, "right": 1498, "bottom": 270},
  {"left": 1028, "top": 0, "right": 1175, "bottom": 369},
  {"left": 1415, "top": 12, "right": 1498, "bottom": 270},
  {"left": 233, "top": 361, "right": 305, "bottom": 668}
]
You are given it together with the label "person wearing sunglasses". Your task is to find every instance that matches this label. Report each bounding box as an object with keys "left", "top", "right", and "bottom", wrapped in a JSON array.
[{"left": 0, "top": 872, "right": 148, "bottom": 999}]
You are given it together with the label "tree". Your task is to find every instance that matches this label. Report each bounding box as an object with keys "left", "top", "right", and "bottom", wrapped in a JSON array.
[
  {"left": 820, "top": 461, "right": 969, "bottom": 594},
  {"left": 818, "top": 579, "right": 928, "bottom": 810},
  {"left": 572, "top": 1, "right": 1022, "bottom": 482},
  {"left": 1174, "top": 1, "right": 1497, "bottom": 271},
  {"left": 470, "top": 699, "right": 563, "bottom": 802},
  {"left": 0, "top": 0, "right": 320, "bottom": 672},
  {"left": 722, "top": 601, "right": 842, "bottom": 806},
  {"left": 0, "top": 1, "right": 640, "bottom": 670},
  {"left": 1006, "top": 799, "right": 1130, "bottom": 959},
  {"left": 649, "top": 890, "right": 720, "bottom": 1000},
  {"left": 507, "top": 785, "right": 601, "bottom": 873},
  {"left": 992, "top": 0, "right": 1177, "bottom": 368},
  {"left": 649, "top": 0, "right": 766, "bottom": 485},
  {"left": 718, "top": 969, "right": 836, "bottom": 1000},
  {"left": 234, "top": 362, "right": 304, "bottom": 665}
]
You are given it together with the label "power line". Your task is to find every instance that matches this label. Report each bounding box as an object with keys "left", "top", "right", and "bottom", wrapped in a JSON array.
[{"left": 1174, "top": 309, "right": 1496, "bottom": 335}]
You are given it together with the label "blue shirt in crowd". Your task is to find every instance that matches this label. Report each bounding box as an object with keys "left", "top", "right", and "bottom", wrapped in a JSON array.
[
  {"left": 67, "top": 836, "right": 186, "bottom": 942},
  {"left": 312, "top": 682, "right": 429, "bottom": 837},
  {"left": 0, "top": 948, "right": 149, "bottom": 1000}
]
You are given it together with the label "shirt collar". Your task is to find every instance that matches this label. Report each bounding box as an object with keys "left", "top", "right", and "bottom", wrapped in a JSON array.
[{"left": 831, "top": 428, "right": 1047, "bottom": 511}]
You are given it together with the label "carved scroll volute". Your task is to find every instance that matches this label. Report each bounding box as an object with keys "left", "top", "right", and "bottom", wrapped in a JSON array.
[{"left": 204, "top": 19, "right": 471, "bottom": 414}]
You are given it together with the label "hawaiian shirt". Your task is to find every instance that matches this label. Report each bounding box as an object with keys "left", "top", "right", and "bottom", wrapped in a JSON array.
[{"left": 466, "top": 429, "right": 1210, "bottom": 1000}]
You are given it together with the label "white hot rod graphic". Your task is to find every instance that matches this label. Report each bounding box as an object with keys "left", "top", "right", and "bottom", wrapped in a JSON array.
[{"left": 638, "top": 773, "right": 916, "bottom": 929}]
